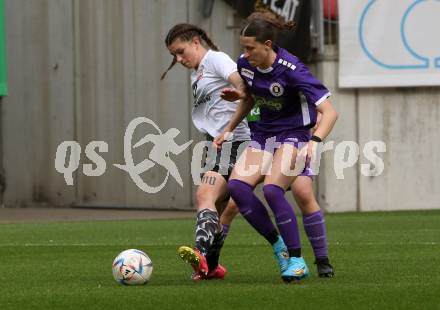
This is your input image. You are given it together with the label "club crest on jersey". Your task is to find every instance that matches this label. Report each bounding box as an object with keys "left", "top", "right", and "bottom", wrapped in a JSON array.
[{"left": 269, "top": 82, "right": 284, "bottom": 97}]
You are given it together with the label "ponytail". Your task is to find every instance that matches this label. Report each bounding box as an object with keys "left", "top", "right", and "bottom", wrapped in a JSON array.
[{"left": 160, "top": 57, "right": 177, "bottom": 81}]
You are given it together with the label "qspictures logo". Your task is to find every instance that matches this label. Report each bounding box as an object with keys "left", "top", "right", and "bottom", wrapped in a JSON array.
[
  {"left": 55, "top": 117, "right": 387, "bottom": 194},
  {"left": 55, "top": 117, "right": 192, "bottom": 194}
]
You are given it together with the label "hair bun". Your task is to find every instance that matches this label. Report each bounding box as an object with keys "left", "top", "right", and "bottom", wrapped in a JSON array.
[
  {"left": 284, "top": 21, "right": 296, "bottom": 31},
  {"left": 246, "top": 8, "right": 296, "bottom": 32}
]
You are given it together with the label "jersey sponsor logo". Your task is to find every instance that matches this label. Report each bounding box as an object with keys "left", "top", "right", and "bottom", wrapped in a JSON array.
[
  {"left": 192, "top": 82, "right": 198, "bottom": 98},
  {"left": 269, "top": 82, "right": 285, "bottom": 97},
  {"left": 194, "top": 94, "right": 211, "bottom": 107},
  {"left": 246, "top": 106, "right": 260, "bottom": 122},
  {"left": 250, "top": 106, "right": 260, "bottom": 116},
  {"left": 241, "top": 68, "right": 255, "bottom": 80},
  {"left": 252, "top": 95, "right": 284, "bottom": 111}
]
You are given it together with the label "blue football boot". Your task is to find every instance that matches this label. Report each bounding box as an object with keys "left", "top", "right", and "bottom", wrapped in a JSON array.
[
  {"left": 272, "top": 236, "right": 289, "bottom": 273},
  {"left": 281, "top": 256, "right": 309, "bottom": 282}
]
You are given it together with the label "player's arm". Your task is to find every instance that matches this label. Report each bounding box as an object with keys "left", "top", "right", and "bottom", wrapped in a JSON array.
[
  {"left": 287, "top": 61, "right": 338, "bottom": 161},
  {"left": 221, "top": 71, "right": 248, "bottom": 101},
  {"left": 313, "top": 100, "right": 338, "bottom": 140},
  {"left": 313, "top": 111, "right": 322, "bottom": 132},
  {"left": 287, "top": 63, "right": 337, "bottom": 141},
  {"left": 223, "top": 72, "right": 253, "bottom": 132},
  {"left": 305, "top": 100, "right": 338, "bottom": 163}
]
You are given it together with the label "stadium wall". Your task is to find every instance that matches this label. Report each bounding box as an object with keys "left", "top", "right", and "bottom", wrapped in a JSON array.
[
  {"left": 2, "top": 0, "right": 439, "bottom": 212},
  {"left": 317, "top": 47, "right": 440, "bottom": 212},
  {"left": 2, "top": 0, "right": 239, "bottom": 209}
]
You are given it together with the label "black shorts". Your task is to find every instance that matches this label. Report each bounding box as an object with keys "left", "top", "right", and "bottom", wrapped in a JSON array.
[{"left": 204, "top": 137, "right": 249, "bottom": 181}]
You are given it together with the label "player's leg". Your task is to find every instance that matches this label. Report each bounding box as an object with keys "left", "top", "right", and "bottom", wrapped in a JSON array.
[
  {"left": 219, "top": 198, "right": 239, "bottom": 236},
  {"left": 188, "top": 140, "right": 249, "bottom": 280},
  {"left": 263, "top": 144, "right": 309, "bottom": 282},
  {"left": 178, "top": 170, "right": 227, "bottom": 276},
  {"left": 227, "top": 146, "right": 289, "bottom": 273},
  {"left": 203, "top": 198, "right": 238, "bottom": 277},
  {"left": 201, "top": 140, "right": 248, "bottom": 279},
  {"left": 227, "top": 146, "right": 275, "bottom": 239},
  {"left": 290, "top": 176, "right": 334, "bottom": 277},
  {"left": 215, "top": 139, "right": 245, "bottom": 236}
]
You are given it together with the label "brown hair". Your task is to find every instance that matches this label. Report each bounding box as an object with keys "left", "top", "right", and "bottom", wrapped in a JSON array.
[
  {"left": 161, "top": 23, "right": 219, "bottom": 80},
  {"left": 241, "top": 8, "right": 296, "bottom": 44}
]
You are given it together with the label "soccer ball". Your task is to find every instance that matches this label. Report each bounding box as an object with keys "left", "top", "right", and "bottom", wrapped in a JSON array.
[{"left": 112, "top": 249, "right": 153, "bottom": 285}]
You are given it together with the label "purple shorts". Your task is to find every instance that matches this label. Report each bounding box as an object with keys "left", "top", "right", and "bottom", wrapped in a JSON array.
[{"left": 250, "top": 129, "right": 313, "bottom": 178}]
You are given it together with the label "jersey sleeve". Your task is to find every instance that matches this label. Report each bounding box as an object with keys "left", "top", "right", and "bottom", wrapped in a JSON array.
[
  {"left": 209, "top": 51, "right": 238, "bottom": 81},
  {"left": 236, "top": 54, "right": 244, "bottom": 68},
  {"left": 287, "top": 62, "right": 331, "bottom": 106}
]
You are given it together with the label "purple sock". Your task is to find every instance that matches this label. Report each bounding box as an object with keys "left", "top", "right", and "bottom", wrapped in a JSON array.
[
  {"left": 303, "top": 210, "right": 328, "bottom": 258},
  {"left": 263, "top": 184, "right": 301, "bottom": 252},
  {"left": 222, "top": 224, "right": 230, "bottom": 237},
  {"left": 227, "top": 179, "right": 277, "bottom": 238}
]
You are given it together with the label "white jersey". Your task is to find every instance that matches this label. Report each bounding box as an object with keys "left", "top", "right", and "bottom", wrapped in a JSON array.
[{"left": 190, "top": 50, "right": 250, "bottom": 142}]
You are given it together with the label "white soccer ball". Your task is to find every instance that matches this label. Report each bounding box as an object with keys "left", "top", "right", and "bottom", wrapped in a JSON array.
[{"left": 112, "top": 249, "right": 153, "bottom": 285}]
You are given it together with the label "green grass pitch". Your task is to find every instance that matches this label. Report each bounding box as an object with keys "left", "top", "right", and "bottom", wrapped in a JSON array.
[{"left": 0, "top": 210, "right": 439, "bottom": 309}]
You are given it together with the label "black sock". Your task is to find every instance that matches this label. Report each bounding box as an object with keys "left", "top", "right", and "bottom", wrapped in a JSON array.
[
  {"left": 206, "top": 230, "right": 227, "bottom": 271},
  {"left": 315, "top": 257, "right": 329, "bottom": 264},
  {"left": 288, "top": 248, "right": 301, "bottom": 258},
  {"left": 264, "top": 230, "right": 280, "bottom": 245}
]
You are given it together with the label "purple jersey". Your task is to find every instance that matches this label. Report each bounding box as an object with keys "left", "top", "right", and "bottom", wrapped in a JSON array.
[{"left": 237, "top": 46, "right": 330, "bottom": 135}]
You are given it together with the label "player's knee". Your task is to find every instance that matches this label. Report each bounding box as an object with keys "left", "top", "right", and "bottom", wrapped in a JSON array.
[
  {"left": 196, "top": 187, "right": 215, "bottom": 207},
  {"left": 293, "top": 185, "right": 320, "bottom": 214},
  {"left": 227, "top": 179, "right": 250, "bottom": 200},
  {"left": 292, "top": 184, "right": 314, "bottom": 206}
]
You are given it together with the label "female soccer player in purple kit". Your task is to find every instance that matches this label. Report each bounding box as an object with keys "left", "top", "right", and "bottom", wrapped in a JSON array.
[{"left": 216, "top": 11, "right": 338, "bottom": 282}]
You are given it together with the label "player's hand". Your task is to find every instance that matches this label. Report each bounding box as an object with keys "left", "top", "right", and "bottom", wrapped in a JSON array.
[
  {"left": 221, "top": 88, "right": 243, "bottom": 102},
  {"left": 213, "top": 131, "right": 233, "bottom": 149}
]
